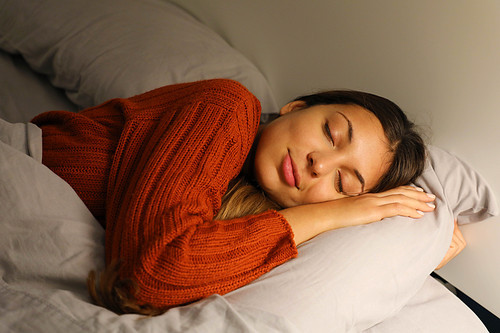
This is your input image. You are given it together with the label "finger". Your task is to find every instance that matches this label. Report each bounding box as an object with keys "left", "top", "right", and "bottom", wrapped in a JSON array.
[
  {"left": 393, "top": 185, "right": 425, "bottom": 191},
  {"left": 378, "top": 202, "right": 428, "bottom": 219},
  {"left": 455, "top": 226, "right": 466, "bottom": 242},
  {"left": 396, "top": 185, "right": 425, "bottom": 192},
  {"left": 379, "top": 193, "right": 436, "bottom": 213},
  {"left": 454, "top": 237, "right": 466, "bottom": 250},
  {"left": 448, "top": 243, "right": 460, "bottom": 254},
  {"left": 436, "top": 247, "right": 456, "bottom": 270},
  {"left": 455, "top": 233, "right": 466, "bottom": 248},
  {"left": 453, "top": 223, "right": 467, "bottom": 247},
  {"left": 436, "top": 222, "right": 466, "bottom": 270},
  {"left": 436, "top": 254, "right": 451, "bottom": 270},
  {"left": 403, "top": 186, "right": 436, "bottom": 201},
  {"left": 377, "top": 186, "right": 436, "bottom": 203}
]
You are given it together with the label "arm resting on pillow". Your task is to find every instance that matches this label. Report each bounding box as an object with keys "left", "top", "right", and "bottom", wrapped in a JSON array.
[{"left": 282, "top": 186, "right": 436, "bottom": 245}]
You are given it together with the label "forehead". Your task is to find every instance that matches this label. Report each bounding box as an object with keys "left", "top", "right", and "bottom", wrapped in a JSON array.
[
  {"left": 327, "top": 103, "right": 373, "bottom": 116},
  {"left": 332, "top": 104, "right": 393, "bottom": 190},
  {"left": 310, "top": 104, "right": 382, "bottom": 128}
]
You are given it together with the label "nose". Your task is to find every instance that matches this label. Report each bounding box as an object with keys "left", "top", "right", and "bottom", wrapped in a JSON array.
[{"left": 307, "top": 151, "right": 338, "bottom": 177}]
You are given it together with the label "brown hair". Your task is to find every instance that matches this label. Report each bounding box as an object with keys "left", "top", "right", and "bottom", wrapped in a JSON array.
[
  {"left": 87, "top": 89, "right": 425, "bottom": 316},
  {"left": 216, "top": 178, "right": 281, "bottom": 220},
  {"left": 292, "top": 90, "right": 426, "bottom": 192}
]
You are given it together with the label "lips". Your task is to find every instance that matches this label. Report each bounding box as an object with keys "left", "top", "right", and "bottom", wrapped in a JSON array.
[{"left": 282, "top": 151, "right": 300, "bottom": 188}]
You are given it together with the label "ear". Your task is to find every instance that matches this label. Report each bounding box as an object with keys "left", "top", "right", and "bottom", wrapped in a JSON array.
[{"left": 279, "top": 100, "right": 307, "bottom": 116}]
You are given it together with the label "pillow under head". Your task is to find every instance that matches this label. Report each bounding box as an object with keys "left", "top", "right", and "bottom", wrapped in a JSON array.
[{"left": 225, "top": 145, "right": 498, "bottom": 332}]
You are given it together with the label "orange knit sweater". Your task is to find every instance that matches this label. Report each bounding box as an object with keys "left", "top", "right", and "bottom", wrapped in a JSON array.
[{"left": 32, "top": 79, "right": 297, "bottom": 309}]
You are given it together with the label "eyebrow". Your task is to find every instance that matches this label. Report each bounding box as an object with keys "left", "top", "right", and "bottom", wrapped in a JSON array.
[
  {"left": 337, "top": 112, "right": 353, "bottom": 143},
  {"left": 354, "top": 170, "right": 366, "bottom": 193},
  {"left": 337, "top": 111, "right": 365, "bottom": 192}
]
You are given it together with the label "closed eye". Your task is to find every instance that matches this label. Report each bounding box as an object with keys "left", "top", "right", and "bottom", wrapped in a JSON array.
[
  {"left": 336, "top": 170, "right": 343, "bottom": 193},
  {"left": 324, "top": 121, "right": 334, "bottom": 145}
]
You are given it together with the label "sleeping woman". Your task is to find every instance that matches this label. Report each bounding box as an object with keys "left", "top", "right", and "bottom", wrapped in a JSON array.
[{"left": 31, "top": 78, "right": 452, "bottom": 315}]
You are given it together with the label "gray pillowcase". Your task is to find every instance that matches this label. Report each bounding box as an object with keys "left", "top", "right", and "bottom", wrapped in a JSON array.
[{"left": 0, "top": 0, "right": 278, "bottom": 114}]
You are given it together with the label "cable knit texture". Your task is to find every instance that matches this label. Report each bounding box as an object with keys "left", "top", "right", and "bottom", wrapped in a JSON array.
[{"left": 32, "top": 79, "right": 297, "bottom": 309}]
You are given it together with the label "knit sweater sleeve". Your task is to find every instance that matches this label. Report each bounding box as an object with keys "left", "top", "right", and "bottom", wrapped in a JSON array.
[{"left": 105, "top": 79, "right": 297, "bottom": 309}]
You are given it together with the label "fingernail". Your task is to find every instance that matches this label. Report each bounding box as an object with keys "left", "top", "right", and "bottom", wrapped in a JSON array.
[
  {"left": 414, "top": 187, "right": 424, "bottom": 192},
  {"left": 426, "top": 193, "right": 436, "bottom": 199},
  {"left": 427, "top": 202, "right": 436, "bottom": 209},
  {"left": 417, "top": 210, "right": 424, "bottom": 215}
]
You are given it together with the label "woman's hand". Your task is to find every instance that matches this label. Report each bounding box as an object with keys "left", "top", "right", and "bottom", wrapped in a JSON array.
[
  {"left": 435, "top": 220, "right": 466, "bottom": 270},
  {"left": 328, "top": 185, "right": 436, "bottom": 228},
  {"left": 281, "top": 185, "right": 436, "bottom": 245}
]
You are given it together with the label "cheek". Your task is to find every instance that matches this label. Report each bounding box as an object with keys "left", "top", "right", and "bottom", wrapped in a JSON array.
[
  {"left": 301, "top": 181, "right": 344, "bottom": 204},
  {"left": 253, "top": 156, "right": 274, "bottom": 195},
  {"left": 254, "top": 141, "right": 277, "bottom": 184}
]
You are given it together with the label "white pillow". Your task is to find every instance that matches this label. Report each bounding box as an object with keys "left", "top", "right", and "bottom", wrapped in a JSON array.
[
  {"left": 0, "top": 0, "right": 278, "bottom": 114},
  {"left": 225, "top": 146, "right": 498, "bottom": 332},
  {"left": 0, "top": 116, "right": 497, "bottom": 332}
]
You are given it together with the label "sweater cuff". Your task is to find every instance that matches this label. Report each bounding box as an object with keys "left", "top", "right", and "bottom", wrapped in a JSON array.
[{"left": 266, "top": 209, "right": 298, "bottom": 259}]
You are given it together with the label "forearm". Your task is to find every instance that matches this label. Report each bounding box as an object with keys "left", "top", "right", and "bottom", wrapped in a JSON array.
[
  {"left": 280, "top": 200, "right": 352, "bottom": 245},
  {"left": 112, "top": 210, "right": 297, "bottom": 308},
  {"left": 280, "top": 186, "right": 437, "bottom": 246}
]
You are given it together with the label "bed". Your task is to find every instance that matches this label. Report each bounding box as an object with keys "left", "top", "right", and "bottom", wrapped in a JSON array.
[{"left": 0, "top": 1, "right": 497, "bottom": 332}]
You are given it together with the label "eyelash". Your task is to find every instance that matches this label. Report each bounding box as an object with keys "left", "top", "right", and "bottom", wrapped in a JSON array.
[
  {"left": 324, "top": 121, "right": 344, "bottom": 193},
  {"left": 336, "top": 170, "right": 343, "bottom": 193},
  {"left": 324, "top": 121, "right": 334, "bottom": 145}
]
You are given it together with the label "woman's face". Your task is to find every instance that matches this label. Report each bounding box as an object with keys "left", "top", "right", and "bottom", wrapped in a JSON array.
[{"left": 254, "top": 102, "right": 393, "bottom": 208}]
